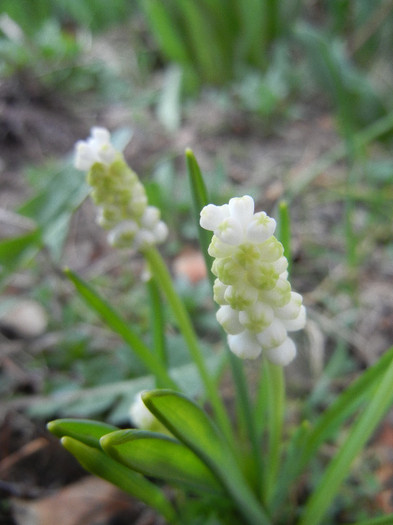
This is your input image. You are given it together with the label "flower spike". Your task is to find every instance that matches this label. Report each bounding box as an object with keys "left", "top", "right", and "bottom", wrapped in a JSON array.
[
  {"left": 200, "top": 195, "right": 305, "bottom": 365},
  {"left": 74, "top": 128, "right": 168, "bottom": 252}
]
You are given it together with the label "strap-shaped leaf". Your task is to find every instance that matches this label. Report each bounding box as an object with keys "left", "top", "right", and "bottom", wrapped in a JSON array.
[
  {"left": 299, "top": 347, "right": 393, "bottom": 525},
  {"left": 143, "top": 390, "right": 271, "bottom": 525},
  {"left": 61, "top": 436, "right": 176, "bottom": 524},
  {"left": 65, "top": 268, "right": 177, "bottom": 390},
  {"left": 185, "top": 148, "right": 214, "bottom": 287},
  {"left": 47, "top": 418, "right": 117, "bottom": 449},
  {"left": 101, "top": 429, "right": 224, "bottom": 494}
]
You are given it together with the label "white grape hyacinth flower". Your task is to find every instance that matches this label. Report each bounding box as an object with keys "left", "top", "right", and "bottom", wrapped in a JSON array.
[
  {"left": 74, "top": 127, "right": 117, "bottom": 171},
  {"left": 201, "top": 195, "right": 306, "bottom": 366},
  {"left": 73, "top": 127, "right": 168, "bottom": 252}
]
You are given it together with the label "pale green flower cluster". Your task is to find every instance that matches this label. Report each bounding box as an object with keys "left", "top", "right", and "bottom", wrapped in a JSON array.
[
  {"left": 74, "top": 127, "right": 168, "bottom": 251},
  {"left": 200, "top": 196, "right": 306, "bottom": 365}
]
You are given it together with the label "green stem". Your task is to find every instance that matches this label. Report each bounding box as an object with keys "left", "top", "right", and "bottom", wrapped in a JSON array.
[
  {"left": 263, "top": 359, "right": 285, "bottom": 508},
  {"left": 185, "top": 148, "right": 259, "bottom": 461},
  {"left": 226, "top": 348, "right": 264, "bottom": 492},
  {"left": 143, "top": 246, "right": 235, "bottom": 448},
  {"left": 298, "top": 352, "right": 393, "bottom": 525}
]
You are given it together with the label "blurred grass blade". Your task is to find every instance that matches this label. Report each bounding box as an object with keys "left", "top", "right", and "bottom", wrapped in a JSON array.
[
  {"left": 185, "top": 148, "right": 214, "bottom": 284},
  {"left": 139, "top": 0, "right": 190, "bottom": 64},
  {"left": 61, "top": 436, "right": 176, "bottom": 524},
  {"left": 19, "top": 165, "right": 89, "bottom": 260},
  {"left": 143, "top": 389, "right": 271, "bottom": 525},
  {"left": 277, "top": 200, "right": 291, "bottom": 272},
  {"left": 0, "top": 229, "right": 41, "bottom": 287},
  {"left": 101, "top": 429, "right": 224, "bottom": 494},
  {"left": 47, "top": 419, "right": 117, "bottom": 448},
  {"left": 176, "top": 0, "right": 225, "bottom": 84},
  {"left": 299, "top": 347, "right": 393, "bottom": 525},
  {"left": 272, "top": 346, "right": 393, "bottom": 514},
  {"left": 298, "top": 346, "right": 393, "bottom": 472},
  {"left": 65, "top": 269, "right": 177, "bottom": 389},
  {"left": 349, "top": 514, "right": 393, "bottom": 525}
]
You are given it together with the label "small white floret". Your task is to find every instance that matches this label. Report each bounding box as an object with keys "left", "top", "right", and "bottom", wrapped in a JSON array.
[
  {"left": 152, "top": 221, "right": 169, "bottom": 243},
  {"left": 227, "top": 330, "right": 262, "bottom": 359},
  {"left": 265, "top": 337, "right": 296, "bottom": 366},
  {"left": 200, "top": 203, "right": 230, "bottom": 231},
  {"left": 216, "top": 305, "right": 244, "bottom": 335},
  {"left": 257, "top": 318, "right": 287, "bottom": 349},
  {"left": 74, "top": 127, "right": 116, "bottom": 171},
  {"left": 246, "top": 212, "right": 276, "bottom": 243},
  {"left": 216, "top": 216, "right": 244, "bottom": 245},
  {"left": 228, "top": 195, "right": 255, "bottom": 228},
  {"left": 283, "top": 305, "right": 306, "bottom": 331}
]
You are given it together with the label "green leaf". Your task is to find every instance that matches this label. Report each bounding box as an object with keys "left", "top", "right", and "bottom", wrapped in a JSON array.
[
  {"left": 47, "top": 418, "right": 117, "bottom": 449},
  {"left": 185, "top": 148, "right": 214, "bottom": 285},
  {"left": 18, "top": 165, "right": 89, "bottom": 260},
  {"left": 143, "top": 390, "right": 271, "bottom": 525},
  {"left": 299, "top": 347, "right": 393, "bottom": 525},
  {"left": 297, "top": 346, "right": 393, "bottom": 475},
  {"left": 0, "top": 229, "right": 41, "bottom": 286},
  {"left": 101, "top": 429, "right": 224, "bottom": 494},
  {"left": 140, "top": 0, "right": 191, "bottom": 64},
  {"left": 65, "top": 268, "right": 177, "bottom": 390},
  {"left": 349, "top": 514, "right": 393, "bottom": 525},
  {"left": 61, "top": 436, "right": 176, "bottom": 523}
]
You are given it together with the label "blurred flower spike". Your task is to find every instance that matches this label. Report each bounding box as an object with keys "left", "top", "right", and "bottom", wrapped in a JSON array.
[
  {"left": 201, "top": 195, "right": 306, "bottom": 365},
  {"left": 74, "top": 127, "right": 168, "bottom": 251}
]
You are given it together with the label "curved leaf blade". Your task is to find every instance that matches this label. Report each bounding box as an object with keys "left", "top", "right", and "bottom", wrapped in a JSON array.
[
  {"left": 101, "top": 429, "right": 224, "bottom": 494},
  {"left": 47, "top": 418, "right": 117, "bottom": 449},
  {"left": 143, "top": 390, "right": 271, "bottom": 525},
  {"left": 61, "top": 436, "right": 176, "bottom": 524}
]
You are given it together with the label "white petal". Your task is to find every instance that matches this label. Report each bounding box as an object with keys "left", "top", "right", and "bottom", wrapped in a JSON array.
[
  {"left": 107, "top": 220, "right": 138, "bottom": 247},
  {"left": 152, "top": 221, "right": 168, "bottom": 243},
  {"left": 213, "top": 279, "right": 228, "bottom": 305},
  {"left": 208, "top": 235, "right": 236, "bottom": 258},
  {"left": 216, "top": 305, "right": 244, "bottom": 334},
  {"left": 283, "top": 305, "right": 306, "bottom": 331},
  {"left": 141, "top": 206, "right": 160, "bottom": 228},
  {"left": 216, "top": 216, "right": 244, "bottom": 245},
  {"left": 91, "top": 127, "right": 111, "bottom": 144},
  {"left": 200, "top": 204, "right": 229, "bottom": 231},
  {"left": 238, "top": 302, "right": 274, "bottom": 332},
  {"left": 228, "top": 195, "right": 254, "bottom": 228},
  {"left": 74, "top": 141, "right": 96, "bottom": 170},
  {"left": 227, "top": 331, "right": 262, "bottom": 359},
  {"left": 275, "top": 291, "right": 303, "bottom": 320},
  {"left": 257, "top": 318, "right": 287, "bottom": 349},
  {"left": 265, "top": 337, "right": 296, "bottom": 366},
  {"left": 246, "top": 212, "right": 276, "bottom": 243}
]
